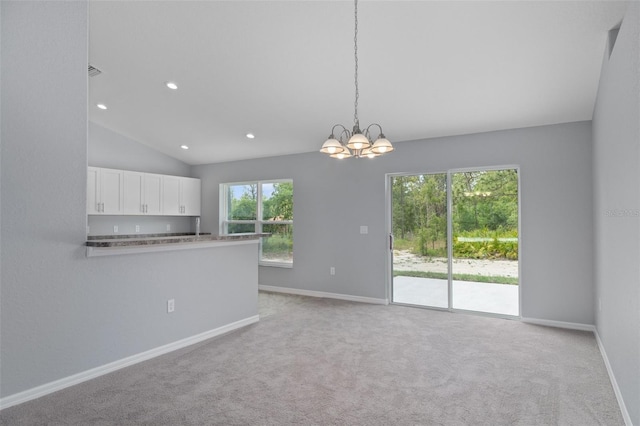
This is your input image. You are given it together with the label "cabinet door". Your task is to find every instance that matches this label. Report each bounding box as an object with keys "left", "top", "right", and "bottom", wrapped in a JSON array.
[
  {"left": 181, "top": 177, "right": 201, "bottom": 216},
  {"left": 162, "top": 175, "right": 181, "bottom": 215},
  {"left": 87, "top": 167, "right": 100, "bottom": 214},
  {"left": 143, "top": 173, "right": 163, "bottom": 215},
  {"left": 101, "top": 168, "right": 124, "bottom": 215},
  {"left": 123, "top": 171, "right": 144, "bottom": 215}
]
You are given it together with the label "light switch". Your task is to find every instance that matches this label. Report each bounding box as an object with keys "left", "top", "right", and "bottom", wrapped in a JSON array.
[{"left": 360, "top": 225, "right": 368, "bottom": 234}]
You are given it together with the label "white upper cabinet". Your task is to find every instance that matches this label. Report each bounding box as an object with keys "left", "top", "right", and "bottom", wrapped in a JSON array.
[
  {"left": 162, "top": 175, "right": 201, "bottom": 216},
  {"left": 143, "top": 173, "right": 163, "bottom": 215},
  {"left": 123, "top": 171, "right": 144, "bottom": 215},
  {"left": 87, "top": 167, "right": 124, "bottom": 215},
  {"left": 88, "top": 167, "right": 200, "bottom": 217},
  {"left": 123, "top": 171, "right": 163, "bottom": 215},
  {"left": 181, "top": 177, "right": 201, "bottom": 216},
  {"left": 87, "top": 167, "right": 100, "bottom": 214},
  {"left": 162, "top": 175, "right": 182, "bottom": 216}
]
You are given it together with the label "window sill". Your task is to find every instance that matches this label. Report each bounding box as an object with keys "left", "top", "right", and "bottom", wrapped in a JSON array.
[{"left": 259, "top": 261, "right": 293, "bottom": 269}]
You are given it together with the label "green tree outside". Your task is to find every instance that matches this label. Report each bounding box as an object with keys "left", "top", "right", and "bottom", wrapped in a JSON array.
[{"left": 393, "top": 170, "right": 518, "bottom": 260}]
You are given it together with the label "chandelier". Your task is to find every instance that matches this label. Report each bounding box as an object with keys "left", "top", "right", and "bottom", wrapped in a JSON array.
[{"left": 320, "top": 0, "right": 393, "bottom": 160}]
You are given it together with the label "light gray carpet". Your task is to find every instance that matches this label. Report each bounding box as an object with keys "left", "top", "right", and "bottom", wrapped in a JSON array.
[{"left": 0, "top": 292, "right": 623, "bottom": 425}]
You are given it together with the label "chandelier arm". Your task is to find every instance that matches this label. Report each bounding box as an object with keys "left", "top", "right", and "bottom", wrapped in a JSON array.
[
  {"left": 331, "top": 124, "right": 350, "bottom": 135},
  {"left": 365, "top": 123, "right": 385, "bottom": 139},
  {"left": 338, "top": 128, "right": 351, "bottom": 143},
  {"left": 331, "top": 124, "right": 352, "bottom": 142}
]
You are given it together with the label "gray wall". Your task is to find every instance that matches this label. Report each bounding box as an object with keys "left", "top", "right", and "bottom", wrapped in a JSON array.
[
  {"left": 592, "top": 2, "right": 640, "bottom": 424},
  {"left": 87, "top": 216, "right": 193, "bottom": 236},
  {"left": 193, "top": 120, "right": 595, "bottom": 324},
  {"left": 89, "top": 122, "right": 191, "bottom": 176},
  {"left": 88, "top": 122, "right": 194, "bottom": 236},
  {"left": 1, "top": 1, "right": 257, "bottom": 399}
]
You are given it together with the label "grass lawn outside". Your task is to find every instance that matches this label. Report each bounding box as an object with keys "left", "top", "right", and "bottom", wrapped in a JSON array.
[{"left": 393, "top": 270, "right": 518, "bottom": 285}]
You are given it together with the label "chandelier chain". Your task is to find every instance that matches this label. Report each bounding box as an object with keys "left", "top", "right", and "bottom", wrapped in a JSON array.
[{"left": 353, "top": 0, "right": 359, "bottom": 127}]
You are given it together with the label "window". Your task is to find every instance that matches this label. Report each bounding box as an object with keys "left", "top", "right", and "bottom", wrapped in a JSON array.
[{"left": 220, "top": 180, "right": 293, "bottom": 267}]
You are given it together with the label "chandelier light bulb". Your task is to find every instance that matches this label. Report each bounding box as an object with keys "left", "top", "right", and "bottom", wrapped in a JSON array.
[
  {"left": 371, "top": 136, "right": 394, "bottom": 155},
  {"left": 361, "top": 147, "right": 378, "bottom": 159},
  {"left": 320, "top": 138, "right": 344, "bottom": 155},
  {"left": 347, "top": 132, "right": 370, "bottom": 150}
]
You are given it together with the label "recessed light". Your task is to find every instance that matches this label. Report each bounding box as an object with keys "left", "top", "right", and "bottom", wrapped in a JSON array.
[
  {"left": 166, "top": 82, "right": 178, "bottom": 90},
  {"left": 246, "top": 133, "right": 255, "bottom": 139},
  {"left": 180, "top": 145, "right": 189, "bottom": 150},
  {"left": 96, "top": 103, "right": 107, "bottom": 110}
]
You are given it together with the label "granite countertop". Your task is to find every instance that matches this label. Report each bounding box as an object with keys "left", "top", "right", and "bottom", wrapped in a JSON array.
[{"left": 86, "top": 233, "right": 269, "bottom": 248}]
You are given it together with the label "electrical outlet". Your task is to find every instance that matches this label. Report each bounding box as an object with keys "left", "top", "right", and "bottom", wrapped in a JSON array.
[
  {"left": 330, "top": 267, "right": 335, "bottom": 275},
  {"left": 360, "top": 225, "right": 368, "bottom": 234},
  {"left": 166, "top": 224, "right": 171, "bottom": 231},
  {"left": 135, "top": 225, "right": 140, "bottom": 233},
  {"left": 113, "top": 225, "right": 118, "bottom": 233},
  {"left": 167, "top": 299, "right": 175, "bottom": 313}
]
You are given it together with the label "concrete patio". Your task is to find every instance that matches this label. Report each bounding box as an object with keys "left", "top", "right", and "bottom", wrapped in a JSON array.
[{"left": 393, "top": 276, "right": 519, "bottom": 316}]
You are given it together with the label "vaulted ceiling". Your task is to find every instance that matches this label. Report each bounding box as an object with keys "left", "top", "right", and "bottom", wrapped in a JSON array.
[{"left": 89, "top": 1, "right": 628, "bottom": 165}]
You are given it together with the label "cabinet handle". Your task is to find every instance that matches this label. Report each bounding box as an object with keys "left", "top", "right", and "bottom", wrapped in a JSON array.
[
  {"left": 100, "top": 203, "right": 104, "bottom": 213},
  {"left": 146, "top": 204, "right": 148, "bottom": 213}
]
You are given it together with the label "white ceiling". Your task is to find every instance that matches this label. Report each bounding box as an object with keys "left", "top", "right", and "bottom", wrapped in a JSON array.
[{"left": 89, "top": 1, "right": 628, "bottom": 165}]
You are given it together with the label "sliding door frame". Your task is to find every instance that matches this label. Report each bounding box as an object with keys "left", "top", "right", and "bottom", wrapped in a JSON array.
[
  {"left": 386, "top": 170, "right": 449, "bottom": 311},
  {"left": 386, "top": 165, "right": 522, "bottom": 319}
]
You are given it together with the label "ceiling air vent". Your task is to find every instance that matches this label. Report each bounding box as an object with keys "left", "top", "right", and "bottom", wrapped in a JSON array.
[{"left": 88, "top": 64, "right": 102, "bottom": 77}]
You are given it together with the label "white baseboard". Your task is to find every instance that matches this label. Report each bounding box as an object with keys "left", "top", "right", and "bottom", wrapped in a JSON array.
[
  {"left": 520, "top": 317, "right": 596, "bottom": 332},
  {"left": 0, "top": 315, "right": 259, "bottom": 411},
  {"left": 594, "top": 330, "right": 633, "bottom": 426},
  {"left": 259, "top": 285, "right": 389, "bottom": 305}
]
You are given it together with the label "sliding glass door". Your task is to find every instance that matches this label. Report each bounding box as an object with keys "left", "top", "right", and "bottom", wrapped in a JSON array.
[
  {"left": 389, "top": 168, "right": 520, "bottom": 317},
  {"left": 391, "top": 174, "right": 449, "bottom": 309},
  {"left": 450, "top": 169, "right": 519, "bottom": 315}
]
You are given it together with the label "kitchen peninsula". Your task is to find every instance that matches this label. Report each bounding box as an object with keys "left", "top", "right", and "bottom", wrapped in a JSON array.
[{"left": 86, "top": 232, "right": 269, "bottom": 257}]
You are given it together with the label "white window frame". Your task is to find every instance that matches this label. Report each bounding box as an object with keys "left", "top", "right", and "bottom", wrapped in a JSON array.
[{"left": 219, "top": 179, "right": 293, "bottom": 268}]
